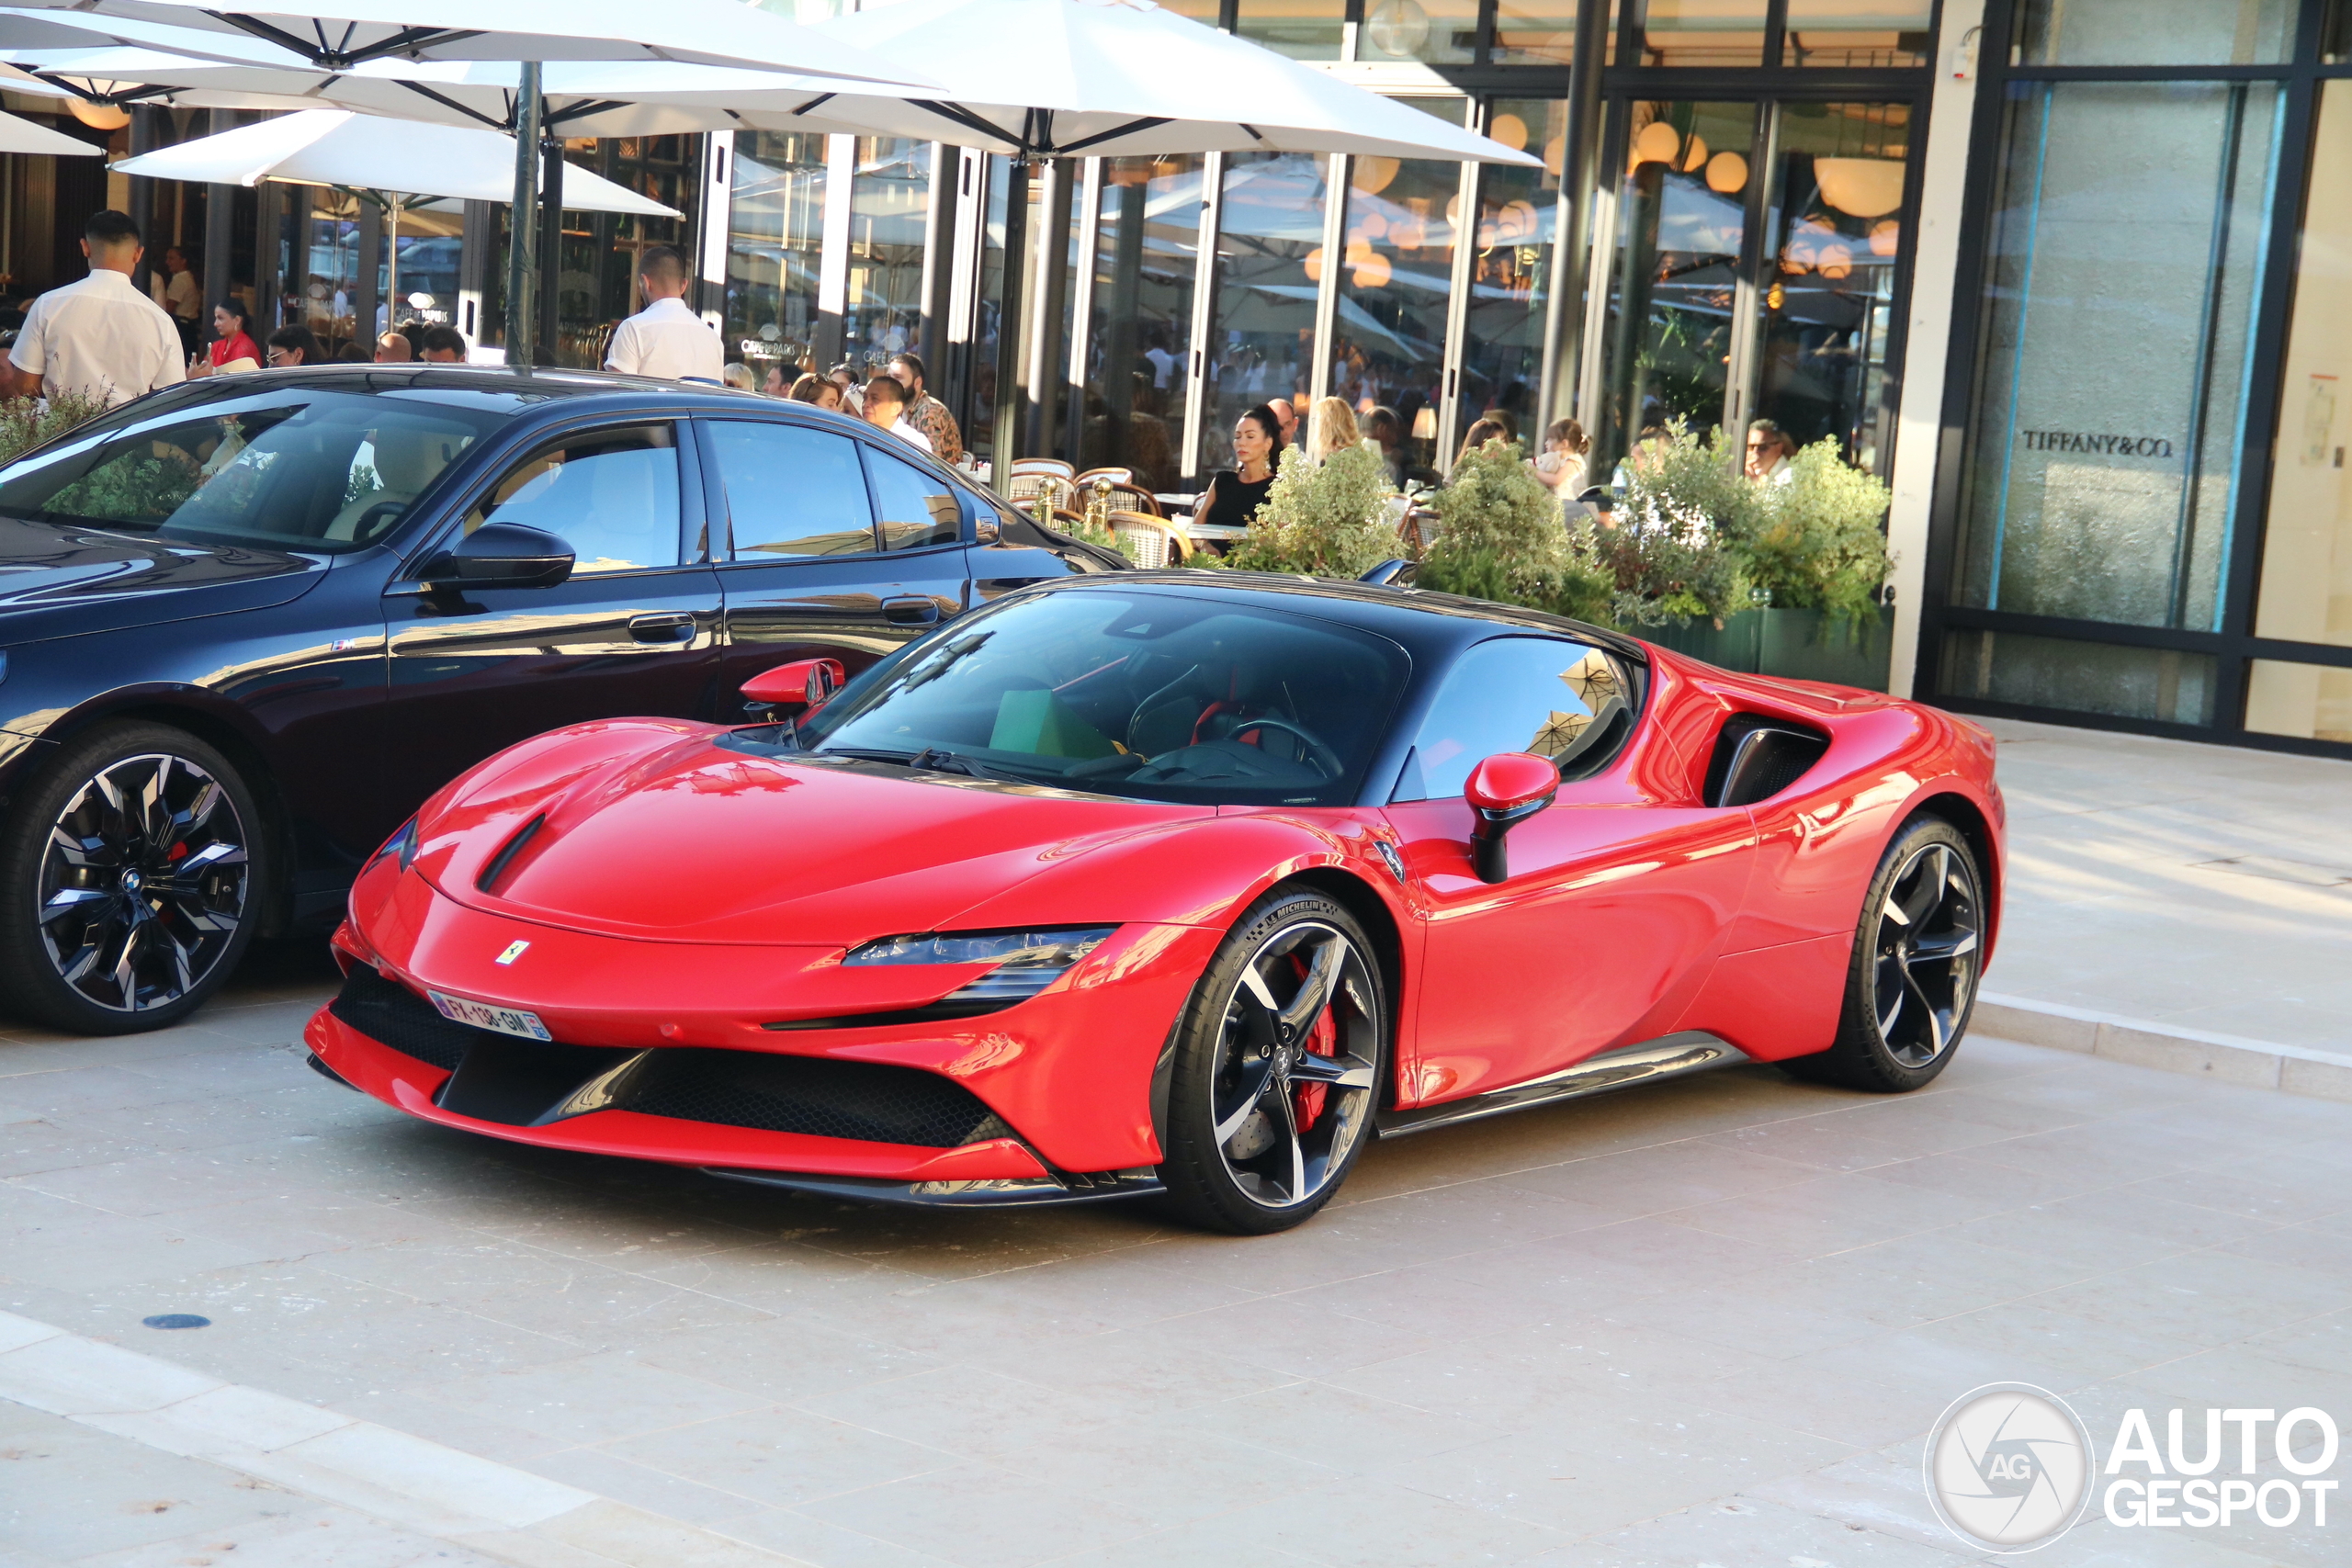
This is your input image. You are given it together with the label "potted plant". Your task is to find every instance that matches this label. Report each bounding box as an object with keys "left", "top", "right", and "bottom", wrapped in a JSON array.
[
  {"left": 1414, "top": 439, "right": 1612, "bottom": 623},
  {"left": 1224, "top": 445, "right": 1396, "bottom": 579}
]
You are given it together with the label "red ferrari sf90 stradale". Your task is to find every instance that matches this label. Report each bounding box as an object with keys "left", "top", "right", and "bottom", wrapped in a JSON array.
[{"left": 306, "top": 572, "right": 2002, "bottom": 1234}]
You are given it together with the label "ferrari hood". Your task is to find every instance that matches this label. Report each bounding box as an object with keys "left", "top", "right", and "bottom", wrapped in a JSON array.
[{"left": 421, "top": 733, "right": 1210, "bottom": 946}]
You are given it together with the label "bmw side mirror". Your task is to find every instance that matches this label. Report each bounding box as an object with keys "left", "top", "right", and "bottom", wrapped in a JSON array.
[
  {"left": 1464, "top": 752, "right": 1560, "bottom": 885},
  {"left": 742, "top": 656, "right": 845, "bottom": 717},
  {"left": 420, "top": 522, "right": 575, "bottom": 592},
  {"left": 1577, "top": 485, "right": 1614, "bottom": 515}
]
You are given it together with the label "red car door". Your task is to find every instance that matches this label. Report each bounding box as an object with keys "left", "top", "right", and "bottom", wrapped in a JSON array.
[{"left": 1381, "top": 636, "right": 1756, "bottom": 1108}]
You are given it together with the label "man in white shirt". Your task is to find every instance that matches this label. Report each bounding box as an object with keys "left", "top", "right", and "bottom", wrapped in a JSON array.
[
  {"left": 152, "top": 245, "right": 202, "bottom": 355},
  {"left": 7, "top": 210, "right": 185, "bottom": 407},
  {"left": 603, "top": 245, "right": 722, "bottom": 384},
  {"left": 859, "top": 375, "right": 933, "bottom": 454}
]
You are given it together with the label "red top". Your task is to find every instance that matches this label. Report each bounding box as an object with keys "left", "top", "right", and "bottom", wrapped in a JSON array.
[{"left": 207, "top": 330, "right": 259, "bottom": 368}]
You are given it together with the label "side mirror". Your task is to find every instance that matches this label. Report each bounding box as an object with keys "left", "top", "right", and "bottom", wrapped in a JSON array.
[
  {"left": 1464, "top": 751, "right": 1560, "bottom": 885},
  {"left": 420, "top": 522, "right": 574, "bottom": 591},
  {"left": 742, "top": 656, "right": 845, "bottom": 716},
  {"left": 1576, "top": 485, "right": 1614, "bottom": 514}
]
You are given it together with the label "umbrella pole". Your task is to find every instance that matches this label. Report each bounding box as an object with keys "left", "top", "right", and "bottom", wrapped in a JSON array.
[
  {"left": 989, "top": 157, "right": 1031, "bottom": 482},
  {"left": 386, "top": 196, "right": 400, "bottom": 333},
  {"left": 505, "top": 62, "right": 544, "bottom": 367},
  {"left": 537, "top": 132, "right": 564, "bottom": 365}
]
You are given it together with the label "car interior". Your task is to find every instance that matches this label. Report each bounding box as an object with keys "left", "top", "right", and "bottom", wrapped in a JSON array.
[{"left": 786, "top": 592, "right": 1412, "bottom": 806}]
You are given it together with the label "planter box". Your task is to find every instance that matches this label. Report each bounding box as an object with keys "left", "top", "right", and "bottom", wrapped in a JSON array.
[{"left": 1643, "top": 605, "right": 1893, "bottom": 693}]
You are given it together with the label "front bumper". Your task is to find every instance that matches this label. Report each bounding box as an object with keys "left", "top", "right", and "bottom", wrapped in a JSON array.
[{"left": 313, "top": 877, "right": 1224, "bottom": 1179}]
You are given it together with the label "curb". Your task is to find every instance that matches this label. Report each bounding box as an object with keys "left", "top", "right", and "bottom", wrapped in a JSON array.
[{"left": 1975, "top": 991, "right": 2352, "bottom": 1104}]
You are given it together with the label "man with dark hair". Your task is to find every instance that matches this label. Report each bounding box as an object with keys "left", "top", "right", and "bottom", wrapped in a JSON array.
[
  {"left": 266, "top": 324, "right": 324, "bottom": 367},
  {"left": 416, "top": 325, "right": 468, "bottom": 363},
  {"left": 888, "top": 351, "right": 962, "bottom": 465},
  {"left": 153, "top": 244, "right": 201, "bottom": 355},
  {"left": 860, "top": 374, "right": 932, "bottom": 454},
  {"left": 604, "top": 243, "right": 721, "bottom": 383},
  {"left": 6, "top": 209, "right": 185, "bottom": 405}
]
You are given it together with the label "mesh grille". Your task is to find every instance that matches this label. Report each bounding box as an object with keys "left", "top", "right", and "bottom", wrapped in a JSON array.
[
  {"left": 628, "top": 1050, "right": 1014, "bottom": 1148},
  {"left": 328, "top": 964, "right": 1013, "bottom": 1148},
  {"left": 329, "top": 964, "right": 490, "bottom": 1071}
]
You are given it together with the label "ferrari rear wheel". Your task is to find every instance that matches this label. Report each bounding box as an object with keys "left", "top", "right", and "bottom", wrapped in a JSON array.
[
  {"left": 1158, "top": 890, "right": 1385, "bottom": 1235},
  {"left": 1786, "top": 817, "right": 1983, "bottom": 1093}
]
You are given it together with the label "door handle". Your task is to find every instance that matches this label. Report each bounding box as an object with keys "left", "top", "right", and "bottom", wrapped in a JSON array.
[
  {"left": 882, "top": 596, "right": 941, "bottom": 626},
  {"left": 628, "top": 612, "right": 696, "bottom": 642}
]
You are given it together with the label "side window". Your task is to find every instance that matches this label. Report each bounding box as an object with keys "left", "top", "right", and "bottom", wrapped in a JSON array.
[
  {"left": 1393, "top": 637, "right": 1631, "bottom": 801},
  {"left": 707, "top": 420, "right": 877, "bottom": 559},
  {"left": 864, "top": 444, "right": 962, "bottom": 550},
  {"left": 469, "top": 423, "right": 681, "bottom": 573}
]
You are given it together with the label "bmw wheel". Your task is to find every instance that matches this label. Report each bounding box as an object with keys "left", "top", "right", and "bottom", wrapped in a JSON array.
[
  {"left": 1786, "top": 817, "right": 1984, "bottom": 1093},
  {"left": 0, "top": 722, "right": 264, "bottom": 1034},
  {"left": 1159, "top": 890, "right": 1386, "bottom": 1234}
]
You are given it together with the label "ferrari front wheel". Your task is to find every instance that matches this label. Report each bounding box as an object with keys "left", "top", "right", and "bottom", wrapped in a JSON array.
[
  {"left": 1159, "top": 891, "right": 1386, "bottom": 1235},
  {"left": 1787, "top": 816, "right": 1984, "bottom": 1093}
]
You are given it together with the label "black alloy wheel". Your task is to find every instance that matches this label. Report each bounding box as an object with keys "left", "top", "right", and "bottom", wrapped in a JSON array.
[
  {"left": 1159, "top": 890, "right": 1385, "bottom": 1234},
  {"left": 0, "top": 723, "right": 263, "bottom": 1033},
  {"left": 1786, "top": 816, "right": 1984, "bottom": 1093}
]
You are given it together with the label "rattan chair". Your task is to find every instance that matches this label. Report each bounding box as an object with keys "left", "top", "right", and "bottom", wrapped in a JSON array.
[
  {"left": 1073, "top": 466, "right": 1134, "bottom": 486},
  {"left": 1007, "top": 471, "right": 1078, "bottom": 512},
  {"left": 1109, "top": 509, "right": 1191, "bottom": 569},
  {"left": 1009, "top": 457, "right": 1076, "bottom": 480}
]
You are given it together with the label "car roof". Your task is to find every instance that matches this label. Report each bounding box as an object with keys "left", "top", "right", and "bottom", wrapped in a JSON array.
[
  {"left": 177, "top": 363, "right": 779, "bottom": 410},
  {"left": 1015, "top": 570, "right": 1651, "bottom": 665}
]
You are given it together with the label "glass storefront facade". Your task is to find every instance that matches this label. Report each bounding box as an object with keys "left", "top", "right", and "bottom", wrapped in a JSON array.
[
  {"left": 252, "top": 0, "right": 2346, "bottom": 761},
  {"left": 1925, "top": 0, "right": 2352, "bottom": 757}
]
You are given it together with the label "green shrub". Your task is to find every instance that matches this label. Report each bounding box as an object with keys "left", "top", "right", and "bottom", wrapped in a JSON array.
[
  {"left": 1732, "top": 436, "right": 1892, "bottom": 630},
  {"left": 0, "top": 391, "right": 109, "bottom": 468},
  {"left": 1597, "top": 422, "right": 1748, "bottom": 627},
  {"left": 1417, "top": 440, "right": 1612, "bottom": 623},
  {"left": 1226, "top": 445, "right": 1395, "bottom": 578}
]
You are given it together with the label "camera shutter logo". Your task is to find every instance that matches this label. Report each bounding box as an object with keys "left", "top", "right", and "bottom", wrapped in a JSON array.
[{"left": 1926, "top": 1383, "right": 2094, "bottom": 1552}]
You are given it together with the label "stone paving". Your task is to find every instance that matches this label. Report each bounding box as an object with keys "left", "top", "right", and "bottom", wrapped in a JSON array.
[
  {"left": 6, "top": 928, "right": 2352, "bottom": 1566},
  {"left": 1987, "top": 716, "right": 2352, "bottom": 1054}
]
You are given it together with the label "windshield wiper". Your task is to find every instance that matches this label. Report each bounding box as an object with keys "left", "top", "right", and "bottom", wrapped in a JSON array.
[{"left": 818, "top": 745, "right": 1037, "bottom": 784}]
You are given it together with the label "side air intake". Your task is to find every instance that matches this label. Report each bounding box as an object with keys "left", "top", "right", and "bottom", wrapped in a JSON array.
[{"left": 1704, "top": 713, "right": 1829, "bottom": 807}]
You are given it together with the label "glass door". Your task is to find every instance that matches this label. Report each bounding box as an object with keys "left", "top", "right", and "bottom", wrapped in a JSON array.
[
  {"left": 1589, "top": 94, "right": 1917, "bottom": 483},
  {"left": 1593, "top": 100, "right": 1761, "bottom": 471}
]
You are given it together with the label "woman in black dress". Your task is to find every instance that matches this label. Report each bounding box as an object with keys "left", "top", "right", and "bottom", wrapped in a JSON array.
[{"left": 1194, "top": 405, "right": 1281, "bottom": 530}]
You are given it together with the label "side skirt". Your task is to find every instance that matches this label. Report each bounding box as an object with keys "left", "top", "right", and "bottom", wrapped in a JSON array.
[
  {"left": 1374, "top": 1032, "right": 1751, "bottom": 1138},
  {"left": 702, "top": 1166, "right": 1166, "bottom": 1209}
]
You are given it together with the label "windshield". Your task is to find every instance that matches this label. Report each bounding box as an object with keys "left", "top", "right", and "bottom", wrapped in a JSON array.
[
  {"left": 796, "top": 588, "right": 1410, "bottom": 807},
  {"left": 0, "top": 389, "right": 500, "bottom": 553}
]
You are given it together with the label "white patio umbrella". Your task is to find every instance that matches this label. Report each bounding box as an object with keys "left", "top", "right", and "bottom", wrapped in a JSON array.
[
  {"left": 114, "top": 107, "right": 678, "bottom": 329},
  {"left": 0, "top": 103, "right": 106, "bottom": 153},
  {"left": 1, "top": 0, "right": 940, "bottom": 363},
  {"left": 774, "top": 0, "right": 1538, "bottom": 465}
]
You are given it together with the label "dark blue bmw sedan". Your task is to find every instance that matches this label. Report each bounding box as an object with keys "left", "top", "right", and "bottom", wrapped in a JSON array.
[{"left": 0, "top": 367, "right": 1116, "bottom": 1033}]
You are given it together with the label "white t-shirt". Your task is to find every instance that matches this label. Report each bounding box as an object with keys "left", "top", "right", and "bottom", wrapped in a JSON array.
[
  {"left": 152, "top": 269, "right": 200, "bottom": 321},
  {"left": 12, "top": 269, "right": 186, "bottom": 407},
  {"left": 605, "top": 296, "right": 724, "bottom": 384},
  {"left": 886, "top": 417, "right": 933, "bottom": 455}
]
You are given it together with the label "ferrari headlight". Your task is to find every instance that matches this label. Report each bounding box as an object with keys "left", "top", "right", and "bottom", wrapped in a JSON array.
[{"left": 843, "top": 926, "right": 1116, "bottom": 1002}]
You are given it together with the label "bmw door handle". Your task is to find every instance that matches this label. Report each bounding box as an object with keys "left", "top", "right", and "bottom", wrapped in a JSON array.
[
  {"left": 882, "top": 596, "right": 941, "bottom": 626},
  {"left": 628, "top": 612, "right": 697, "bottom": 643}
]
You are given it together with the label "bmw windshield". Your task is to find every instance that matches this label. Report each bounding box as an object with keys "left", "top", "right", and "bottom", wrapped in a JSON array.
[{"left": 790, "top": 588, "right": 1409, "bottom": 807}]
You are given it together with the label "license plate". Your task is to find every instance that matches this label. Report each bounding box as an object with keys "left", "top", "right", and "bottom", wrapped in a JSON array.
[{"left": 427, "top": 990, "right": 552, "bottom": 1042}]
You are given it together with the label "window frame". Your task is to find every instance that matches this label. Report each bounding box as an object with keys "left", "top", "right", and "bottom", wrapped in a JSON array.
[
  {"left": 1387, "top": 631, "right": 1637, "bottom": 802},
  {"left": 397, "top": 413, "right": 707, "bottom": 583},
  {"left": 858, "top": 435, "right": 970, "bottom": 555},
  {"left": 698, "top": 413, "right": 890, "bottom": 566}
]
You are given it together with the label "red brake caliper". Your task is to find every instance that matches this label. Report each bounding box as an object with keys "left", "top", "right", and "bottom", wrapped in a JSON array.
[{"left": 1291, "top": 953, "right": 1339, "bottom": 1127}]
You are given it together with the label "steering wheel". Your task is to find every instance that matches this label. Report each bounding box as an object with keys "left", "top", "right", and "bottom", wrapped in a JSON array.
[
  {"left": 346, "top": 499, "right": 409, "bottom": 545},
  {"left": 1227, "top": 716, "right": 1344, "bottom": 779}
]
